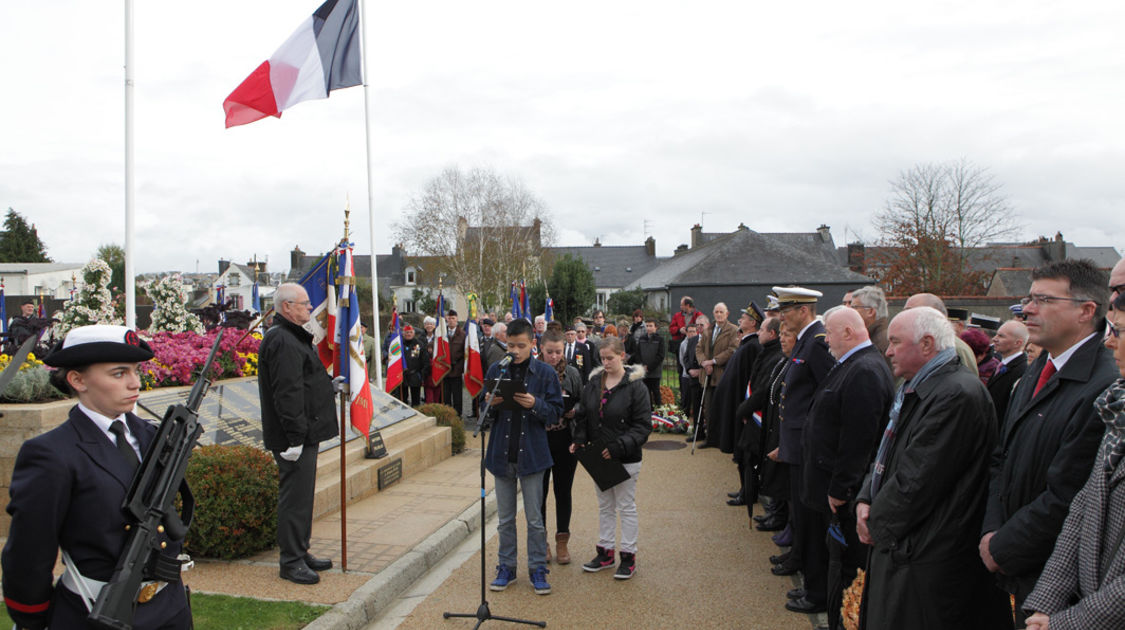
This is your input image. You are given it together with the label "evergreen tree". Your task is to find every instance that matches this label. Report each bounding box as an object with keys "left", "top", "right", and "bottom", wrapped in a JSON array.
[
  {"left": 96, "top": 243, "right": 126, "bottom": 293},
  {"left": 0, "top": 208, "right": 51, "bottom": 262},
  {"left": 545, "top": 254, "right": 596, "bottom": 323}
]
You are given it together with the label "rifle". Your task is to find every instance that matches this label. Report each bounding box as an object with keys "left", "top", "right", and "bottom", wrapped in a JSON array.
[{"left": 88, "top": 329, "right": 225, "bottom": 630}]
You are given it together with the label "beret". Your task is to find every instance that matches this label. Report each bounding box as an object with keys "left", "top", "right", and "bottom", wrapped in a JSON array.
[{"left": 44, "top": 325, "right": 154, "bottom": 367}]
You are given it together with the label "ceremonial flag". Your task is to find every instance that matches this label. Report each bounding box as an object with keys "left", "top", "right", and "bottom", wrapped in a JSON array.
[
  {"left": 334, "top": 244, "right": 374, "bottom": 435},
  {"left": 430, "top": 294, "right": 452, "bottom": 387},
  {"left": 544, "top": 295, "right": 554, "bottom": 323},
  {"left": 510, "top": 282, "right": 521, "bottom": 320},
  {"left": 296, "top": 250, "right": 339, "bottom": 369},
  {"left": 520, "top": 281, "right": 529, "bottom": 321},
  {"left": 223, "top": 0, "right": 362, "bottom": 128},
  {"left": 385, "top": 308, "right": 404, "bottom": 394},
  {"left": 464, "top": 319, "right": 484, "bottom": 397},
  {"left": 251, "top": 280, "right": 261, "bottom": 313},
  {"left": 37, "top": 298, "right": 44, "bottom": 318},
  {"left": 0, "top": 282, "right": 6, "bottom": 334}
]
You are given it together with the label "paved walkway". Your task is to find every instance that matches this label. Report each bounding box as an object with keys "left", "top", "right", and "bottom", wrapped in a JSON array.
[{"left": 186, "top": 433, "right": 821, "bottom": 629}]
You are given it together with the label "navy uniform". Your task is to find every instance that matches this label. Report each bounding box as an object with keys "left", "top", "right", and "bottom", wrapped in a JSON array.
[{"left": 2, "top": 325, "right": 191, "bottom": 630}]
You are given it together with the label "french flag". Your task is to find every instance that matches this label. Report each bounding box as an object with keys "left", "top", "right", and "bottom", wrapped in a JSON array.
[
  {"left": 223, "top": 0, "right": 362, "bottom": 128},
  {"left": 296, "top": 250, "right": 338, "bottom": 369},
  {"left": 430, "top": 294, "right": 452, "bottom": 387},
  {"left": 463, "top": 319, "right": 484, "bottom": 398},
  {"left": 335, "top": 244, "right": 373, "bottom": 435},
  {"left": 385, "top": 309, "right": 404, "bottom": 394}
]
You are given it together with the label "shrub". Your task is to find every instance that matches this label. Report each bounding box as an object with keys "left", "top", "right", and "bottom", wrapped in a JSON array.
[
  {"left": 415, "top": 402, "right": 465, "bottom": 454},
  {"left": 184, "top": 445, "right": 278, "bottom": 559},
  {"left": 0, "top": 365, "right": 66, "bottom": 403}
]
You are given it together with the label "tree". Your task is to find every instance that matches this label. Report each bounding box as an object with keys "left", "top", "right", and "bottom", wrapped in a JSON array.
[
  {"left": 393, "top": 167, "right": 556, "bottom": 309},
  {"left": 607, "top": 288, "right": 646, "bottom": 318},
  {"left": 412, "top": 288, "right": 436, "bottom": 317},
  {"left": 0, "top": 208, "right": 51, "bottom": 262},
  {"left": 539, "top": 254, "right": 596, "bottom": 323},
  {"left": 871, "top": 159, "right": 1016, "bottom": 295},
  {"left": 96, "top": 244, "right": 126, "bottom": 293}
]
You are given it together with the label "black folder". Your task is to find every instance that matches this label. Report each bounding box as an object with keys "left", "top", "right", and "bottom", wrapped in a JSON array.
[
  {"left": 576, "top": 441, "right": 631, "bottom": 491},
  {"left": 484, "top": 378, "right": 528, "bottom": 412}
]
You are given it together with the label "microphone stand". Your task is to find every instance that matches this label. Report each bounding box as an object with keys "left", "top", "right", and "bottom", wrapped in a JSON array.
[{"left": 444, "top": 359, "right": 547, "bottom": 629}]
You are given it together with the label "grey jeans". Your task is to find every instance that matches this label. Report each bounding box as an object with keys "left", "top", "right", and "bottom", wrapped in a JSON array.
[{"left": 494, "top": 463, "right": 547, "bottom": 571}]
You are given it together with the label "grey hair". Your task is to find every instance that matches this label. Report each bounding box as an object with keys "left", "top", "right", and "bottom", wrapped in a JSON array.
[
  {"left": 274, "top": 283, "right": 303, "bottom": 305},
  {"left": 423, "top": 316, "right": 436, "bottom": 326},
  {"left": 534, "top": 315, "right": 546, "bottom": 324},
  {"left": 851, "top": 285, "right": 888, "bottom": 319},
  {"left": 574, "top": 322, "right": 587, "bottom": 331},
  {"left": 906, "top": 306, "right": 956, "bottom": 351},
  {"left": 492, "top": 322, "right": 507, "bottom": 335},
  {"left": 821, "top": 305, "right": 846, "bottom": 322}
]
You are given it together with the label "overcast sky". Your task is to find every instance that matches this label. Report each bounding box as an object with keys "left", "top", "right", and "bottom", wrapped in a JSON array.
[{"left": 3, "top": 1, "right": 1123, "bottom": 274}]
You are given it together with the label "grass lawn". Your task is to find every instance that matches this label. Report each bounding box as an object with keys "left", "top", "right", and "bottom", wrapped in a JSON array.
[{"left": 1, "top": 592, "right": 330, "bottom": 630}]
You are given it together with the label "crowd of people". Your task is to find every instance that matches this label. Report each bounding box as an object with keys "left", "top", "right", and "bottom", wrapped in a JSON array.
[{"left": 669, "top": 257, "right": 1125, "bottom": 630}]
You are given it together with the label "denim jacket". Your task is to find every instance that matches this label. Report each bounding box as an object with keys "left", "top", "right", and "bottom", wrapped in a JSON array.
[{"left": 483, "top": 357, "right": 564, "bottom": 478}]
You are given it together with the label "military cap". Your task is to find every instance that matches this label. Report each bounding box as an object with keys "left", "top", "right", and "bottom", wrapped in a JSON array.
[
  {"left": 969, "top": 313, "right": 1001, "bottom": 331},
  {"left": 946, "top": 308, "right": 969, "bottom": 323},
  {"left": 1009, "top": 303, "right": 1024, "bottom": 317},
  {"left": 45, "top": 325, "right": 154, "bottom": 368},
  {"left": 771, "top": 286, "right": 823, "bottom": 307},
  {"left": 481, "top": 318, "right": 495, "bottom": 326},
  {"left": 765, "top": 294, "right": 781, "bottom": 312},
  {"left": 741, "top": 301, "right": 765, "bottom": 324}
]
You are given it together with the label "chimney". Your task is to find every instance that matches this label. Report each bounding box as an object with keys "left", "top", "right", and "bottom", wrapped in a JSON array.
[
  {"left": 737, "top": 222, "right": 748, "bottom": 231},
  {"left": 817, "top": 224, "right": 832, "bottom": 243},
  {"left": 847, "top": 243, "right": 866, "bottom": 273},
  {"left": 290, "top": 246, "right": 305, "bottom": 272},
  {"left": 675, "top": 243, "right": 689, "bottom": 255},
  {"left": 691, "top": 224, "right": 703, "bottom": 249},
  {"left": 392, "top": 242, "right": 405, "bottom": 258},
  {"left": 593, "top": 237, "right": 601, "bottom": 247},
  {"left": 645, "top": 236, "right": 655, "bottom": 256},
  {"left": 218, "top": 259, "right": 230, "bottom": 275}
]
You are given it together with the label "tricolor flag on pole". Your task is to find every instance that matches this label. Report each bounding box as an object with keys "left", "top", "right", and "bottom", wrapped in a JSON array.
[
  {"left": 0, "top": 281, "right": 6, "bottom": 334},
  {"left": 520, "top": 281, "right": 529, "bottom": 321},
  {"left": 544, "top": 295, "right": 554, "bottom": 323},
  {"left": 510, "top": 282, "right": 521, "bottom": 320},
  {"left": 464, "top": 319, "right": 484, "bottom": 398},
  {"left": 430, "top": 294, "right": 452, "bottom": 387},
  {"left": 223, "top": 0, "right": 362, "bottom": 128},
  {"left": 251, "top": 280, "right": 261, "bottom": 313},
  {"left": 385, "top": 308, "right": 404, "bottom": 394},
  {"left": 334, "top": 243, "right": 373, "bottom": 435},
  {"left": 297, "top": 250, "right": 339, "bottom": 369}
]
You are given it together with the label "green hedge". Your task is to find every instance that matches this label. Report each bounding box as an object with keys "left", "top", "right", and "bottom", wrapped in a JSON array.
[
  {"left": 184, "top": 445, "right": 278, "bottom": 559},
  {"left": 415, "top": 403, "right": 465, "bottom": 454}
]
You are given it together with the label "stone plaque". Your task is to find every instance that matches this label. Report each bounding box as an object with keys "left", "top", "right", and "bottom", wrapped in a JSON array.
[
  {"left": 377, "top": 458, "right": 403, "bottom": 490},
  {"left": 365, "top": 428, "right": 388, "bottom": 459}
]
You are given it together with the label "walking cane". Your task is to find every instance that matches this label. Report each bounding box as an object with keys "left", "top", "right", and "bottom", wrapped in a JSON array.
[{"left": 691, "top": 372, "right": 710, "bottom": 455}]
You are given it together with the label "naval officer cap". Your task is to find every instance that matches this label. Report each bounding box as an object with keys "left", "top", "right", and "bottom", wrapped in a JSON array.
[
  {"left": 946, "top": 308, "right": 969, "bottom": 323},
  {"left": 765, "top": 294, "right": 781, "bottom": 312},
  {"left": 741, "top": 301, "right": 765, "bottom": 324},
  {"left": 771, "top": 286, "right": 823, "bottom": 308},
  {"left": 44, "top": 325, "right": 154, "bottom": 368}
]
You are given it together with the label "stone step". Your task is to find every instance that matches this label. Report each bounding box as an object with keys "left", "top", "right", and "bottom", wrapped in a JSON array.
[{"left": 311, "top": 415, "right": 453, "bottom": 520}]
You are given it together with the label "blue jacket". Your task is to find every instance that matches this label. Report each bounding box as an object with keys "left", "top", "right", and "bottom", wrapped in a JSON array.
[{"left": 483, "top": 357, "right": 564, "bottom": 477}]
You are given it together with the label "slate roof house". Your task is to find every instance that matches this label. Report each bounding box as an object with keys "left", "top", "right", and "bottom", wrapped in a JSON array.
[{"left": 546, "top": 237, "right": 664, "bottom": 311}]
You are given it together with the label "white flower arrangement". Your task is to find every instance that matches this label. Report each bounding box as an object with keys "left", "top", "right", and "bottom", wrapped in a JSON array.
[
  {"left": 149, "top": 274, "right": 204, "bottom": 334},
  {"left": 57, "top": 258, "right": 123, "bottom": 335}
]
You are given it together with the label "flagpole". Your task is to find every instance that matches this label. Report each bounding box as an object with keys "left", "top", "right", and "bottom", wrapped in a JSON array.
[
  {"left": 123, "top": 0, "right": 136, "bottom": 329},
  {"left": 357, "top": 0, "right": 384, "bottom": 389}
]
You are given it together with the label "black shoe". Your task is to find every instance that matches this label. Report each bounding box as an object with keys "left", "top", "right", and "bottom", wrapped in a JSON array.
[
  {"left": 771, "top": 563, "right": 799, "bottom": 576},
  {"left": 727, "top": 491, "right": 741, "bottom": 499},
  {"left": 769, "top": 552, "right": 791, "bottom": 565},
  {"left": 280, "top": 565, "right": 320, "bottom": 585},
  {"left": 756, "top": 516, "right": 786, "bottom": 532},
  {"left": 697, "top": 442, "right": 714, "bottom": 449},
  {"left": 785, "top": 597, "right": 827, "bottom": 614},
  {"left": 787, "top": 587, "right": 806, "bottom": 600},
  {"left": 753, "top": 513, "right": 770, "bottom": 524},
  {"left": 727, "top": 497, "right": 746, "bottom": 506},
  {"left": 304, "top": 554, "right": 333, "bottom": 571}
]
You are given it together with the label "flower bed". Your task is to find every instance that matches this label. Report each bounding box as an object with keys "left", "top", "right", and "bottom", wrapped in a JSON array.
[
  {"left": 141, "top": 329, "right": 261, "bottom": 389},
  {"left": 651, "top": 403, "right": 692, "bottom": 434}
]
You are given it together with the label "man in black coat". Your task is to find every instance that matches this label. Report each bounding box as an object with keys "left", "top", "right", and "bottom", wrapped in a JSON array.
[
  {"left": 633, "top": 319, "right": 667, "bottom": 409},
  {"left": 795, "top": 307, "right": 893, "bottom": 624},
  {"left": 985, "top": 319, "right": 1029, "bottom": 422},
  {"left": 258, "top": 283, "right": 340, "bottom": 585},
  {"left": 565, "top": 326, "right": 598, "bottom": 383},
  {"left": 773, "top": 287, "right": 834, "bottom": 587},
  {"left": 980, "top": 260, "right": 1117, "bottom": 621},
  {"left": 856, "top": 307, "right": 1011, "bottom": 629},
  {"left": 678, "top": 323, "right": 703, "bottom": 421},
  {"left": 734, "top": 316, "right": 783, "bottom": 514},
  {"left": 444, "top": 310, "right": 467, "bottom": 415},
  {"left": 399, "top": 325, "right": 427, "bottom": 407}
]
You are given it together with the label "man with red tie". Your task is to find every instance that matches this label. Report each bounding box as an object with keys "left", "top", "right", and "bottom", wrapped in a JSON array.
[{"left": 979, "top": 259, "right": 1117, "bottom": 624}]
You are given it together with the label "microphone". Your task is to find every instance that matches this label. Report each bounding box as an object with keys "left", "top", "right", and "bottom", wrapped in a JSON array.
[{"left": 496, "top": 353, "right": 516, "bottom": 369}]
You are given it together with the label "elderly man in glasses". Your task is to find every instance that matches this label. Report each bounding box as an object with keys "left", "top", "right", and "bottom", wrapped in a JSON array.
[{"left": 979, "top": 259, "right": 1117, "bottom": 624}]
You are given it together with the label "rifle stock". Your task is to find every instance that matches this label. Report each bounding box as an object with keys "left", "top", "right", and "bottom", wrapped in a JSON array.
[{"left": 88, "top": 329, "right": 225, "bottom": 630}]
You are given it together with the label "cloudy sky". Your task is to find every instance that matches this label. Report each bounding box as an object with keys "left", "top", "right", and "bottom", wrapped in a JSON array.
[{"left": 3, "top": 1, "right": 1123, "bottom": 274}]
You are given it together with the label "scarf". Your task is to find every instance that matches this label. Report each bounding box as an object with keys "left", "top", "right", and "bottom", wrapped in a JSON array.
[
  {"left": 1095, "top": 378, "right": 1125, "bottom": 473},
  {"left": 870, "top": 347, "right": 956, "bottom": 496}
]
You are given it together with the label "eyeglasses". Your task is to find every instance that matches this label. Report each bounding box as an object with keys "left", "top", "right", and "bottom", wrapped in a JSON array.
[
  {"left": 1019, "top": 294, "right": 1096, "bottom": 308},
  {"left": 286, "top": 299, "right": 312, "bottom": 306},
  {"left": 1112, "top": 284, "right": 1125, "bottom": 295},
  {"left": 1109, "top": 320, "right": 1120, "bottom": 339}
]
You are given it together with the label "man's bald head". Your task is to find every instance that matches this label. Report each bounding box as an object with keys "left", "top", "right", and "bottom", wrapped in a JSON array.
[
  {"left": 1112, "top": 257, "right": 1125, "bottom": 300},
  {"left": 823, "top": 306, "right": 871, "bottom": 359},
  {"left": 993, "top": 319, "right": 1029, "bottom": 359},
  {"left": 904, "top": 292, "right": 948, "bottom": 316}
]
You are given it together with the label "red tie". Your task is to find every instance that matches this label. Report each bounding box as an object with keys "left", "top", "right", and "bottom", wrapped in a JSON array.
[{"left": 1033, "top": 360, "right": 1056, "bottom": 397}]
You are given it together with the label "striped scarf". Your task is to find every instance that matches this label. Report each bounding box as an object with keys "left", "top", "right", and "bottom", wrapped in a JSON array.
[{"left": 1095, "top": 379, "right": 1125, "bottom": 473}]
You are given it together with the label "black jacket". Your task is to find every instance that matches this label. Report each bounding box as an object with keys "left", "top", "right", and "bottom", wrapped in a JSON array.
[
  {"left": 401, "top": 335, "right": 428, "bottom": 387},
  {"left": 573, "top": 365, "right": 652, "bottom": 464},
  {"left": 2, "top": 408, "right": 189, "bottom": 630},
  {"left": 633, "top": 332, "right": 666, "bottom": 379},
  {"left": 258, "top": 315, "right": 339, "bottom": 450},
  {"left": 986, "top": 352, "right": 1027, "bottom": 424},
  {"left": 858, "top": 359, "right": 1010, "bottom": 629},
  {"left": 715, "top": 334, "right": 761, "bottom": 453},
  {"left": 568, "top": 339, "right": 599, "bottom": 383},
  {"left": 801, "top": 344, "right": 893, "bottom": 510},
  {"left": 983, "top": 333, "right": 1118, "bottom": 602},
  {"left": 778, "top": 320, "right": 833, "bottom": 464}
]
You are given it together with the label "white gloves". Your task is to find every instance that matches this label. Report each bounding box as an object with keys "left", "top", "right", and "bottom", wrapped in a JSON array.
[
  {"left": 332, "top": 376, "right": 347, "bottom": 393},
  {"left": 280, "top": 445, "right": 303, "bottom": 461}
]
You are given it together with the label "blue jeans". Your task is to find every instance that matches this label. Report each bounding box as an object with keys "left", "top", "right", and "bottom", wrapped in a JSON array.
[{"left": 494, "top": 463, "right": 547, "bottom": 571}]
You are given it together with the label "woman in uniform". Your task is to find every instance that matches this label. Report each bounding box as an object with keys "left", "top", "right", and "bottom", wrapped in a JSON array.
[{"left": 1, "top": 325, "right": 192, "bottom": 630}]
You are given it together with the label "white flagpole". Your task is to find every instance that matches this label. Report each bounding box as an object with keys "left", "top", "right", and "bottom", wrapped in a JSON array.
[
  {"left": 358, "top": 0, "right": 384, "bottom": 388},
  {"left": 124, "top": 0, "right": 136, "bottom": 329}
]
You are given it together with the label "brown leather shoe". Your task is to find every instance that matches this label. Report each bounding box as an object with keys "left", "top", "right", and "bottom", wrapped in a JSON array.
[
  {"left": 546, "top": 541, "right": 552, "bottom": 563},
  {"left": 555, "top": 533, "right": 571, "bottom": 565}
]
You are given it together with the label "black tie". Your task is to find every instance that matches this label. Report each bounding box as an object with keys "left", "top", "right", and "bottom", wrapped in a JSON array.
[
  {"left": 109, "top": 420, "right": 140, "bottom": 473},
  {"left": 567, "top": 344, "right": 574, "bottom": 361}
]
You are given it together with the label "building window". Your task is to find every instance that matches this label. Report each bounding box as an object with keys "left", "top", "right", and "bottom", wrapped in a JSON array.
[
  {"left": 406, "top": 268, "right": 416, "bottom": 285},
  {"left": 228, "top": 274, "right": 240, "bottom": 287},
  {"left": 404, "top": 299, "right": 415, "bottom": 313}
]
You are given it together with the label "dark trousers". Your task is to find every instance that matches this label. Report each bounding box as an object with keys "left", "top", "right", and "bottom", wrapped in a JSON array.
[
  {"left": 827, "top": 501, "right": 867, "bottom": 630},
  {"left": 397, "top": 384, "right": 422, "bottom": 407},
  {"left": 701, "top": 386, "right": 716, "bottom": 439},
  {"left": 787, "top": 463, "right": 805, "bottom": 571},
  {"left": 274, "top": 445, "right": 319, "bottom": 570},
  {"left": 679, "top": 375, "right": 701, "bottom": 419},
  {"left": 541, "top": 428, "right": 578, "bottom": 533},
  {"left": 800, "top": 504, "right": 831, "bottom": 608},
  {"left": 443, "top": 377, "right": 463, "bottom": 415},
  {"left": 644, "top": 377, "right": 661, "bottom": 409}
]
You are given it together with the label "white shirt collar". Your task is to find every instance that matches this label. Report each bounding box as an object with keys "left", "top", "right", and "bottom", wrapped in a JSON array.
[
  {"left": 1047, "top": 332, "right": 1098, "bottom": 372},
  {"left": 797, "top": 319, "right": 817, "bottom": 340},
  {"left": 78, "top": 402, "right": 142, "bottom": 459},
  {"left": 1001, "top": 351, "right": 1024, "bottom": 366}
]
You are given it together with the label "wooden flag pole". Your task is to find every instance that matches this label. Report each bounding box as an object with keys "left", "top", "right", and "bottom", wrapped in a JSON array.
[{"left": 339, "top": 385, "right": 349, "bottom": 572}]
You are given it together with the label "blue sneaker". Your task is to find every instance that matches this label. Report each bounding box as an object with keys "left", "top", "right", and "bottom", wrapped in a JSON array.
[
  {"left": 529, "top": 567, "right": 551, "bottom": 595},
  {"left": 489, "top": 565, "right": 517, "bottom": 591}
]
